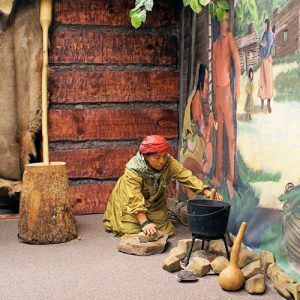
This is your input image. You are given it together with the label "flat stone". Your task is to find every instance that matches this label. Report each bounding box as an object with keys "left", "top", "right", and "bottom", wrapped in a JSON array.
[
  {"left": 177, "top": 239, "right": 202, "bottom": 253},
  {"left": 209, "top": 239, "right": 230, "bottom": 256},
  {"left": 211, "top": 256, "right": 229, "bottom": 274},
  {"left": 118, "top": 234, "right": 168, "bottom": 256},
  {"left": 169, "top": 246, "right": 186, "bottom": 260},
  {"left": 242, "top": 260, "right": 263, "bottom": 279},
  {"left": 274, "top": 281, "right": 293, "bottom": 299},
  {"left": 163, "top": 255, "right": 182, "bottom": 273},
  {"left": 267, "top": 263, "right": 294, "bottom": 284},
  {"left": 137, "top": 230, "right": 163, "bottom": 243},
  {"left": 259, "top": 250, "right": 275, "bottom": 273},
  {"left": 287, "top": 282, "right": 300, "bottom": 300},
  {"left": 245, "top": 274, "right": 266, "bottom": 294},
  {"left": 186, "top": 257, "right": 210, "bottom": 277},
  {"left": 238, "top": 248, "right": 259, "bottom": 268}
]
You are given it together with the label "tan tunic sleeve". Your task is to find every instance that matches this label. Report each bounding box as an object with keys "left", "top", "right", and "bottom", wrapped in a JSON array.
[
  {"left": 123, "top": 168, "right": 147, "bottom": 214},
  {"left": 168, "top": 156, "right": 209, "bottom": 194}
]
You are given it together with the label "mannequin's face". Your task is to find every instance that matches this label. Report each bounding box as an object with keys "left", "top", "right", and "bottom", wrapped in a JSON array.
[{"left": 145, "top": 152, "right": 168, "bottom": 171}]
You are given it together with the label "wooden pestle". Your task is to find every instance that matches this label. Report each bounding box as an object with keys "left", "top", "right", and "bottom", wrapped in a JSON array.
[
  {"left": 40, "top": 0, "right": 52, "bottom": 165},
  {"left": 218, "top": 221, "right": 247, "bottom": 291}
]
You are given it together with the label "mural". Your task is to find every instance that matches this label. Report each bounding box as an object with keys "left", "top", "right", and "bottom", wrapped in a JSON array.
[{"left": 179, "top": 0, "right": 300, "bottom": 280}]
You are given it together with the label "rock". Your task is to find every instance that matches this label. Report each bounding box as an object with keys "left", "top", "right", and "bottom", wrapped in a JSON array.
[
  {"left": 274, "top": 281, "right": 293, "bottom": 299},
  {"left": 208, "top": 239, "right": 229, "bottom": 256},
  {"left": 186, "top": 257, "right": 210, "bottom": 277},
  {"left": 177, "top": 239, "right": 201, "bottom": 253},
  {"left": 118, "top": 234, "right": 168, "bottom": 256},
  {"left": 211, "top": 256, "right": 229, "bottom": 274},
  {"left": 163, "top": 256, "right": 182, "bottom": 272},
  {"left": 245, "top": 274, "right": 266, "bottom": 294},
  {"left": 287, "top": 282, "right": 300, "bottom": 300},
  {"left": 137, "top": 231, "right": 163, "bottom": 243},
  {"left": 267, "top": 263, "right": 294, "bottom": 284},
  {"left": 175, "top": 270, "right": 198, "bottom": 282},
  {"left": 259, "top": 250, "right": 275, "bottom": 273},
  {"left": 169, "top": 246, "right": 186, "bottom": 260},
  {"left": 238, "top": 249, "right": 259, "bottom": 268},
  {"left": 191, "top": 249, "right": 219, "bottom": 262},
  {"left": 242, "top": 260, "right": 263, "bottom": 279}
]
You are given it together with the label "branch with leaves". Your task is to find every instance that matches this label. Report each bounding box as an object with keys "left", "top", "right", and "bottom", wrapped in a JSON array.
[{"left": 129, "top": 0, "right": 229, "bottom": 29}]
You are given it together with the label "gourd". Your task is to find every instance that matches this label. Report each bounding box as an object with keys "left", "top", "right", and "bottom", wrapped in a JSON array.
[{"left": 218, "top": 222, "right": 247, "bottom": 291}]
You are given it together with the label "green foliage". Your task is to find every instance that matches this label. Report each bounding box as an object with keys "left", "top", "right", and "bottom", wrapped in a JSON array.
[
  {"left": 129, "top": 0, "right": 153, "bottom": 29},
  {"left": 234, "top": 0, "right": 258, "bottom": 36},
  {"left": 274, "top": 67, "right": 300, "bottom": 103},
  {"left": 129, "top": 0, "right": 229, "bottom": 29},
  {"left": 237, "top": 151, "right": 281, "bottom": 183}
]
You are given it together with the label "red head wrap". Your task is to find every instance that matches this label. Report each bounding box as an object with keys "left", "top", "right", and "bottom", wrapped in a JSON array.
[{"left": 139, "top": 135, "right": 170, "bottom": 154}]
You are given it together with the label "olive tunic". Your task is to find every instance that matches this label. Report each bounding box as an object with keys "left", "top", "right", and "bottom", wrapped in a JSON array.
[{"left": 103, "top": 155, "right": 208, "bottom": 237}]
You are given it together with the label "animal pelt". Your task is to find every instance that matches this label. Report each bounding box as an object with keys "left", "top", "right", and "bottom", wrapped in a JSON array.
[{"left": 0, "top": 0, "right": 42, "bottom": 191}]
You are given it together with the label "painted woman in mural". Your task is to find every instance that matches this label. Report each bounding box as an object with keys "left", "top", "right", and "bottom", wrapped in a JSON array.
[
  {"left": 180, "top": 63, "right": 214, "bottom": 200},
  {"left": 244, "top": 68, "right": 254, "bottom": 121},
  {"left": 211, "top": 11, "right": 241, "bottom": 199},
  {"left": 258, "top": 19, "right": 274, "bottom": 113}
]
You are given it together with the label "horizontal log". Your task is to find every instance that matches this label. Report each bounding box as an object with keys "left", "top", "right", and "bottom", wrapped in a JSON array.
[
  {"left": 50, "top": 146, "right": 178, "bottom": 180},
  {"left": 53, "top": 0, "right": 177, "bottom": 27},
  {"left": 49, "top": 71, "right": 179, "bottom": 103},
  {"left": 70, "top": 181, "right": 178, "bottom": 215},
  {"left": 49, "top": 31, "right": 177, "bottom": 65},
  {"left": 48, "top": 109, "right": 178, "bottom": 141},
  {"left": 70, "top": 183, "right": 115, "bottom": 214}
]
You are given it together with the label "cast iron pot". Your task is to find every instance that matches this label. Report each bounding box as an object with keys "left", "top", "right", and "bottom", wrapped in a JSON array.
[{"left": 187, "top": 198, "right": 231, "bottom": 239}]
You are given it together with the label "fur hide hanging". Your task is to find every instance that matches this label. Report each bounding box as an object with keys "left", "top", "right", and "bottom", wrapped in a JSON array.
[{"left": 0, "top": 0, "right": 42, "bottom": 192}]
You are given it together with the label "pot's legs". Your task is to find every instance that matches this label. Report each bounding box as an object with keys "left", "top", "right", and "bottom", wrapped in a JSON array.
[
  {"left": 183, "top": 235, "right": 196, "bottom": 267},
  {"left": 222, "top": 236, "right": 230, "bottom": 260}
]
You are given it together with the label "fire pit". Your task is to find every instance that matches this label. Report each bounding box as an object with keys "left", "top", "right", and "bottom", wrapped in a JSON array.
[{"left": 184, "top": 198, "right": 231, "bottom": 266}]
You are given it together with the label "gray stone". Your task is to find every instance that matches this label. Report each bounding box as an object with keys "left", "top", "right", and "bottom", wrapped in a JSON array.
[
  {"left": 241, "top": 260, "right": 263, "bottom": 279},
  {"left": 118, "top": 234, "right": 168, "bottom": 256},
  {"left": 259, "top": 250, "right": 275, "bottom": 273},
  {"left": 186, "top": 257, "right": 210, "bottom": 277},
  {"left": 238, "top": 248, "right": 259, "bottom": 268},
  {"left": 163, "top": 255, "right": 182, "bottom": 272},
  {"left": 245, "top": 274, "right": 266, "bottom": 294},
  {"left": 137, "top": 230, "right": 163, "bottom": 243},
  {"left": 211, "top": 256, "right": 229, "bottom": 274}
]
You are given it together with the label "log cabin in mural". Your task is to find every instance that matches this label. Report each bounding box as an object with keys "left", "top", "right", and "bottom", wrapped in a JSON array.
[{"left": 272, "top": 0, "right": 300, "bottom": 58}]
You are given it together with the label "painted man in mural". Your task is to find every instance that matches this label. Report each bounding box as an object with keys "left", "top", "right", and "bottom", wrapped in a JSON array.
[
  {"left": 258, "top": 19, "right": 274, "bottom": 113},
  {"left": 180, "top": 63, "right": 214, "bottom": 201},
  {"left": 211, "top": 11, "right": 240, "bottom": 199}
]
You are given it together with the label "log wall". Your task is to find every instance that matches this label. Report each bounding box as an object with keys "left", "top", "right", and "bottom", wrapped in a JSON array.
[{"left": 48, "top": 0, "right": 179, "bottom": 214}]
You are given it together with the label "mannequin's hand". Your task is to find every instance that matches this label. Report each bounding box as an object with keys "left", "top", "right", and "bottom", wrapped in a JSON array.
[
  {"left": 213, "top": 192, "right": 223, "bottom": 201},
  {"left": 203, "top": 188, "right": 223, "bottom": 201},
  {"left": 142, "top": 222, "right": 157, "bottom": 235}
]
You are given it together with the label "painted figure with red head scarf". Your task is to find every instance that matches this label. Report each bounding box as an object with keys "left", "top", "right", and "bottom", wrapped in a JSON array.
[{"left": 103, "top": 135, "right": 222, "bottom": 239}]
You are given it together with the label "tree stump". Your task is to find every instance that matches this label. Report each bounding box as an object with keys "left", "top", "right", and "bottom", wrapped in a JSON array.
[{"left": 18, "top": 162, "right": 78, "bottom": 244}]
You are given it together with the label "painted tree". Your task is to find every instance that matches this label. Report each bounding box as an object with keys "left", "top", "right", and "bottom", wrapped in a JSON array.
[{"left": 234, "top": 0, "right": 258, "bottom": 36}]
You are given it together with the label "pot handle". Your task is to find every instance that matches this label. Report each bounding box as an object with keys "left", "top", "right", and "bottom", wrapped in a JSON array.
[{"left": 189, "top": 206, "right": 229, "bottom": 218}]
